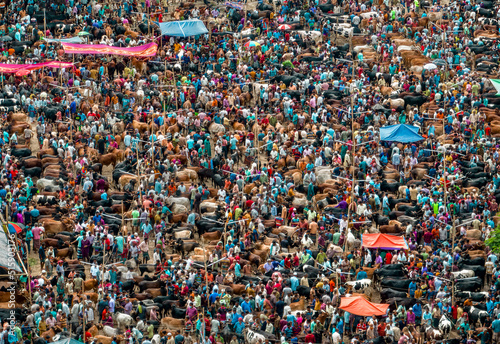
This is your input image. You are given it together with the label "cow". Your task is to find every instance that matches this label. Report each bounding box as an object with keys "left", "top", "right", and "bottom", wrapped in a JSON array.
[
  {"left": 381, "top": 180, "right": 401, "bottom": 193},
  {"left": 457, "top": 265, "right": 485, "bottom": 279},
  {"left": 345, "top": 279, "right": 372, "bottom": 293},
  {"left": 375, "top": 264, "right": 406, "bottom": 280},
  {"left": 455, "top": 291, "right": 488, "bottom": 302},
  {"left": 22, "top": 167, "right": 42, "bottom": 178},
  {"left": 380, "top": 288, "right": 407, "bottom": 300},
  {"left": 439, "top": 315, "right": 452, "bottom": 337},
  {"left": 464, "top": 306, "right": 489, "bottom": 326},
  {"left": 454, "top": 277, "right": 482, "bottom": 292},
  {"left": 425, "top": 326, "right": 443, "bottom": 341},
  {"left": 451, "top": 270, "right": 475, "bottom": 280},
  {"left": 459, "top": 257, "right": 486, "bottom": 266},
  {"left": 245, "top": 329, "right": 266, "bottom": 344},
  {"left": 114, "top": 313, "right": 134, "bottom": 329},
  {"left": 380, "top": 279, "right": 412, "bottom": 290}
]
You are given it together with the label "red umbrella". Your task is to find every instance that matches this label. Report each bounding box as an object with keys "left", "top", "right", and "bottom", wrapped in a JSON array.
[{"left": 278, "top": 24, "right": 292, "bottom": 30}]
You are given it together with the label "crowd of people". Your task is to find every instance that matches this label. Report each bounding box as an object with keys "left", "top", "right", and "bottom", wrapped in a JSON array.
[{"left": 2, "top": 0, "right": 500, "bottom": 343}]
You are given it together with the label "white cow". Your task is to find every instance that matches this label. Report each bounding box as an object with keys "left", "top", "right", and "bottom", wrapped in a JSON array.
[
  {"left": 209, "top": 122, "right": 226, "bottom": 135},
  {"left": 114, "top": 313, "right": 134, "bottom": 328},
  {"left": 167, "top": 197, "right": 190, "bottom": 209},
  {"left": 103, "top": 326, "right": 120, "bottom": 337},
  {"left": 245, "top": 329, "right": 266, "bottom": 344},
  {"left": 171, "top": 203, "right": 188, "bottom": 214}
]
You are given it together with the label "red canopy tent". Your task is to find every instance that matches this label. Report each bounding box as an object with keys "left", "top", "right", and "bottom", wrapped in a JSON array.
[
  {"left": 362, "top": 233, "right": 409, "bottom": 250},
  {"left": 339, "top": 296, "right": 390, "bottom": 316}
]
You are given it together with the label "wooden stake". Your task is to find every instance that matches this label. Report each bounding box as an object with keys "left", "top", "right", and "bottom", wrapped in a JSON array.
[
  {"left": 203, "top": 241, "right": 209, "bottom": 307},
  {"left": 344, "top": 60, "right": 356, "bottom": 254},
  {"left": 136, "top": 144, "right": 141, "bottom": 205}
]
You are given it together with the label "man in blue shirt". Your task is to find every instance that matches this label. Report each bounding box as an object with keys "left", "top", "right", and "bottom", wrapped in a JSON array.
[
  {"left": 356, "top": 267, "right": 367, "bottom": 280},
  {"left": 241, "top": 298, "right": 251, "bottom": 313},
  {"left": 290, "top": 273, "right": 299, "bottom": 291},
  {"left": 234, "top": 318, "right": 246, "bottom": 339},
  {"left": 492, "top": 314, "right": 500, "bottom": 341}
]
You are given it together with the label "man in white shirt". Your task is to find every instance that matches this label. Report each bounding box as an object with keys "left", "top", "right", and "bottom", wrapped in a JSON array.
[{"left": 332, "top": 330, "right": 341, "bottom": 344}]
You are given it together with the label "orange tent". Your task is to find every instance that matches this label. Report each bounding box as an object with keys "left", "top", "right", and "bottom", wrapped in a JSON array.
[
  {"left": 339, "top": 296, "right": 390, "bottom": 316},
  {"left": 362, "top": 233, "right": 408, "bottom": 250}
]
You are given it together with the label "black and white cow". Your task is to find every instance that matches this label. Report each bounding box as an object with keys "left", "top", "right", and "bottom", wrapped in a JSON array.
[
  {"left": 346, "top": 279, "right": 372, "bottom": 293},
  {"left": 439, "top": 315, "right": 452, "bottom": 337},
  {"left": 451, "top": 269, "right": 475, "bottom": 280}
]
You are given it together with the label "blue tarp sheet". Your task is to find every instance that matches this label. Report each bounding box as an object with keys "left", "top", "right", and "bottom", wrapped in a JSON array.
[
  {"left": 224, "top": 1, "right": 245, "bottom": 10},
  {"left": 380, "top": 124, "right": 424, "bottom": 143},
  {"left": 156, "top": 19, "right": 208, "bottom": 37},
  {"left": 44, "top": 37, "right": 85, "bottom": 43}
]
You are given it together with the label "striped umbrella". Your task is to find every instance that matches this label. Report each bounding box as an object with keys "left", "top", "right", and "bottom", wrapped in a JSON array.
[
  {"left": 244, "top": 41, "right": 261, "bottom": 49},
  {"left": 278, "top": 24, "right": 292, "bottom": 30},
  {"left": 7, "top": 222, "right": 23, "bottom": 234}
]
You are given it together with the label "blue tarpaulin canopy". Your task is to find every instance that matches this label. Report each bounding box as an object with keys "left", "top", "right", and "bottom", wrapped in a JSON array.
[
  {"left": 156, "top": 19, "right": 208, "bottom": 37},
  {"left": 44, "top": 37, "right": 85, "bottom": 43},
  {"left": 380, "top": 124, "right": 424, "bottom": 143}
]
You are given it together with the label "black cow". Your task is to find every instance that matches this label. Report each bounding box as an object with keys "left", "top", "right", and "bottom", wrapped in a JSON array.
[
  {"left": 380, "top": 288, "right": 407, "bottom": 300},
  {"left": 479, "top": 8, "right": 494, "bottom": 17},
  {"left": 463, "top": 306, "right": 488, "bottom": 326},
  {"left": 455, "top": 291, "right": 488, "bottom": 302},
  {"left": 381, "top": 180, "right": 401, "bottom": 192},
  {"left": 297, "top": 285, "right": 311, "bottom": 297},
  {"left": 11, "top": 148, "right": 32, "bottom": 158},
  {"left": 22, "top": 167, "right": 42, "bottom": 178},
  {"left": 454, "top": 277, "right": 482, "bottom": 292},
  {"left": 272, "top": 75, "right": 300, "bottom": 87},
  {"left": 371, "top": 213, "right": 389, "bottom": 227},
  {"left": 458, "top": 265, "right": 486, "bottom": 279},
  {"left": 380, "top": 279, "right": 412, "bottom": 290},
  {"left": 463, "top": 177, "right": 488, "bottom": 188},
  {"left": 388, "top": 197, "right": 407, "bottom": 210},
  {"left": 404, "top": 95, "right": 428, "bottom": 108},
  {"left": 318, "top": 4, "right": 334, "bottom": 12},
  {"left": 461, "top": 166, "right": 483, "bottom": 175},
  {"left": 387, "top": 297, "right": 416, "bottom": 310},
  {"left": 459, "top": 257, "right": 486, "bottom": 266},
  {"left": 0, "top": 98, "right": 18, "bottom": 106}
]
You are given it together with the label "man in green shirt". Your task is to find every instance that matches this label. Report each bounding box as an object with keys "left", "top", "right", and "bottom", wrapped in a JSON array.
[
  {"left": 317, "top": 251, "right": 327, "bottom": 265},
  {"left": 132, "top": 208, "right": 140, "bottom": 229}
]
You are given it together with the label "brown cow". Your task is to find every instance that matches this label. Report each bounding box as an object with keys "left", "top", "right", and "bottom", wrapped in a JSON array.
[
  {"left": 229, "top": 284, "right": 246, "bottom": 295},
  {"left": 290, "top": 296, "right": 307, "bottom": 311},
  {"left": 160, "top": 317, "right": 185, "bottom": 330},
  {"left": 201, "top": 231, "right": 221, "bottom": 243},
  {"left": 84, "top": 278, "right": 98, "bottom": 291}
]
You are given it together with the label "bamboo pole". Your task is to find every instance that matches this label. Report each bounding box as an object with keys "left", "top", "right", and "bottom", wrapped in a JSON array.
[
  {"left": 147, "top": 6, "right": 150, "bottom": 37},
  {"left": 82, "top": 305, "right": 86, "bottom": 342},
  {"left": 204, "top": 241, "right": 209, "bottom": 307},
  {"left": 174, "top": 69, "right": 178, "bottom": 110},
  {"left": 136, "top": 144, "right": 141, "bottom": 206},
  {"left": 101, "top": 232, "right": 106, "bottom": 287},
  {"left": 151, "top": 116, "right": 155, "bottom": 170},
  {"left": 443, "top": 153, "right": 447, "bottom": 210},
  {"left": 121, "top": 200, "right": 125, "bottom": 237},
  {"left": 343, "top": 60, "right": 356, "bottom": 255}
]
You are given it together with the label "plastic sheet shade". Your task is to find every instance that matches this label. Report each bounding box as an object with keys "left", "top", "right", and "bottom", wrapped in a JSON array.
[
  {"left": 61, "top": 42, "right": 158, "bottom": 57},
  {"left": 0, "top": 61, "right": 74, "bottom": 74},
  {"left": 156, "top": 19, "right": 208, "bottom": 37},
  {"left": 362, "top": 233, "right": 409, "bottom": 250},
  {"left": 379, "top": 124, "right": 424, "bottom": 143},
  {"left": 339, "top": 296, "right": 390, "bottom": 316}
]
